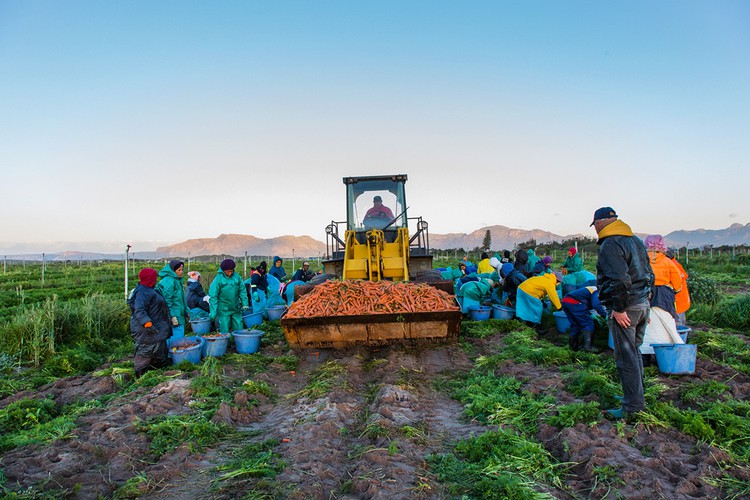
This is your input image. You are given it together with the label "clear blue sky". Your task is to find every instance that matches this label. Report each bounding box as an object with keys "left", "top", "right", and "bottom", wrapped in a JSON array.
[{"left": 2, "top": 1, "right": 748, "bottom": 254}]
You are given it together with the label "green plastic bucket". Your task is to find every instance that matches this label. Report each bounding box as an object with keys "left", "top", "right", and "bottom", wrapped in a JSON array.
[{"left": 652, "top": 343, "right": 697, "bottom": 375}]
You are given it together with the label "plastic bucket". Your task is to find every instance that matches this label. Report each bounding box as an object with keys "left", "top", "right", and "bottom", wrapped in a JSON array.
[
  {"left": 232, "top": 329, "right": 264, "bottom": 354},
  {"left": 243, "top": 311, "right": 263, "bottom": 328},
  {"left": 189, "top": 318, "right": 212, "bottom": 335},
  {"left": 201, "top": 333, "right": 230, "bottom": 358},
  {"left": 169, "top": 336, "right": 203, "bottom": 365},
  {"left": 676, "top": 325, "right": 691, "bottom": 343},
  {"left": 468, "top": 306, "right": 492, "bottom": 321},
  {"left": 266, "top": 305, "right": 286, "bottom": 321},
  {"left": 492, "top": 305, "right": 515, "bottom": 320},
  {"left": 652, "top": 343, "right": 697, "bottom": 375},
  {"left": 553, "top": 311, "right": 570, "bottom": 333}
]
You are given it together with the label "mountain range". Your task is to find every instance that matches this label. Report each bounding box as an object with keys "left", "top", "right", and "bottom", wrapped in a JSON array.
[{"left": 3, "top": 223, "right": 749, "bottom": 261}]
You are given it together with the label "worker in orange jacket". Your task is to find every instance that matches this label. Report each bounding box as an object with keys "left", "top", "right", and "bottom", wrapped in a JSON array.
[
  {"left": 644, "top": 235, "right": 682, "bottom": 318},
  {"left": 666, "top": 248, "right": 690, "bottom": 325}
]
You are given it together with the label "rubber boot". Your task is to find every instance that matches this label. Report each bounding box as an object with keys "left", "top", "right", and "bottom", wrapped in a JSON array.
[
  {"left": 581, "top": 331, "right": 599, "bottom": 353},
  {"left": 568, "top": 335, "right": 580, "bottom": 351}
]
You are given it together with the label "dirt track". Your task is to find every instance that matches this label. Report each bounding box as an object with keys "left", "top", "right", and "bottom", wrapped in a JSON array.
[{"left": 1, "top": 324, "right": 749, "bottom": 499}]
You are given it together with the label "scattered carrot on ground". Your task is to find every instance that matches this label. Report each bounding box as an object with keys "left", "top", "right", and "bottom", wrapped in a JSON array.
[{"left": 285, "top": 280, "right": 459, "bottom": 318}]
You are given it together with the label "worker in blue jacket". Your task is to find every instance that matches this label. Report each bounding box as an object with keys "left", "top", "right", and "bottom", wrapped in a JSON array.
[{"left": 561, "top": 286, "right": 607, "bottom": 352}]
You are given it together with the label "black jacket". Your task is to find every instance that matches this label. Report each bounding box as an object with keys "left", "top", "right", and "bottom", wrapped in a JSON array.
[
  {"left": 129, "top": 284, "right": 172, "bottom": 344},
  {"left": 502, "top": 269, "right": 527, "bottom": 299},
  {"left": 186, "top": 280, "right": 210, "bottom": 312},
  {"left": 292, "top": 268, "right": 315, "bottom": 283},
  {"left": 596, "top": 232, "right": 653, "bottom": 312},
  {"left": 514, "top": 250, "right": 528, "bottom": 275}
]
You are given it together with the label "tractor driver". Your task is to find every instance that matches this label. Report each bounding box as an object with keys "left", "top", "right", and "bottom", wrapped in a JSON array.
[{"left": 363, "top": 195, "right": 395, "bottom": 229}]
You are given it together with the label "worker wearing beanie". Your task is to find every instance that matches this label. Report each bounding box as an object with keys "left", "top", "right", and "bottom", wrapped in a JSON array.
[
  {"left": 562, "top": 247, "right": 583, "bottom": 274},
  {"left": 128, "top": 268, "right": 172, "bottom": 377},
  {"left": 156, "top": 259, "right": 187, "bottom": 342},
  {"left": 209, "top": 259, "right": 249, "bottom": 333}
]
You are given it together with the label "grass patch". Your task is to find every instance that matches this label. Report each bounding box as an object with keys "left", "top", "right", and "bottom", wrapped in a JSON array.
[
  {"left": 138, "top": 413, "right": 231, "bottom": 457},
  {"left": 428, "top": 428, "right": 568, "bottom": 499},
  {"left": 546, "top": 402, "right": 601, "bottom": 428},
  {"left": 681, "top": 380, "right": 730, "bottom": 404},
  {"left": 461, "top": 319, "right": 525, "bottom": 339},
  {"left": 214, "top": 439, "right": 286, "bottom": 484},
  {"left": 296, "top": 360, "right": 347, "bottom": 399}
]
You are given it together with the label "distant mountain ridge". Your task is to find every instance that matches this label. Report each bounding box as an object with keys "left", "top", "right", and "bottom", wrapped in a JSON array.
[{"left": 3, "top": 223, "right": 749, "bottom": 260}]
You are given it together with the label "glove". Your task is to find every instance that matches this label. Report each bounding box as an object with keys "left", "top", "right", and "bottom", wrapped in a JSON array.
[
  {"left": 202, "top": 296, "right": 210, "bottom": 302},
  {"left": 252, "top": 292, "right": 259, "bottom": 302},
  {"left": 144, "top": 321, "right": 153, "bottom": 328},
  {"left": 171, "top": 316, "right": 179, "bottom": 326}
]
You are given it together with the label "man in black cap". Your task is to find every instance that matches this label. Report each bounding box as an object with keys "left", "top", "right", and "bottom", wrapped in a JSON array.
[{"left": 592, "top": 207, "right": 653, "bottom": 419}]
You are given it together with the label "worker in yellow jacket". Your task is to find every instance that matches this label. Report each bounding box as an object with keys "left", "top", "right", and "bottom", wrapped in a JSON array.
[{"left": 516, "top": 272, "right": 563, "bottom": 325}]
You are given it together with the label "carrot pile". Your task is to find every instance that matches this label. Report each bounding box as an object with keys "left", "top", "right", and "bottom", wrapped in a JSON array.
[{"left": 285, "top": 280, "right": 459, "bottom": 318}]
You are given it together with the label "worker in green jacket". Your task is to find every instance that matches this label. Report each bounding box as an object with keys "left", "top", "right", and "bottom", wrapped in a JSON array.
[
  {"left": 209, "top": 259, "right": 249, "bottom": 333},
  {"left": 156, "top": 260, "right": 187, "bottom": 341},
  {"left": 562, "top": 247, "right": 583, "bottom": 274}
]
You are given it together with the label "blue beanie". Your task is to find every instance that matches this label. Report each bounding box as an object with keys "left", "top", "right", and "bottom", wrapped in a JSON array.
[{"left": 501, "top": 263, "right": 514, "bottom": 277}]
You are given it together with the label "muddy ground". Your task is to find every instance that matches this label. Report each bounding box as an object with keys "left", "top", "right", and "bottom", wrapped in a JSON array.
[{"left": 1, "top": 323, "right": 749, "bottom": 499}]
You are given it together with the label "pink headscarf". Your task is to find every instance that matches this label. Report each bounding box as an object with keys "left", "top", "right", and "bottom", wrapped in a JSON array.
[
  {"left": 187, "top": 270, "right": 201, "bottom": 281},
  {"left": 645, "top": 234, "right": 667, "bottom": 253}
]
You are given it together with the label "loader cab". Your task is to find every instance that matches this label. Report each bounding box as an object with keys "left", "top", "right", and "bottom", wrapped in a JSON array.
[{"left": 345, "top": 175, "right": 407, "bottom": 234}]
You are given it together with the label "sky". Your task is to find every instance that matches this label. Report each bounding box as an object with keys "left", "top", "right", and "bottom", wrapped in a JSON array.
[{"left": 1, "top": 1, "right": 749, "bottom": 254}]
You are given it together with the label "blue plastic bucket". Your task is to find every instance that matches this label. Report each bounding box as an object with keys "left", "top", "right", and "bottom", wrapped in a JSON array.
[
  {"left": 266, "top": 305, "right": 286, "bottom": 321},
  {"left": 652, "top": 343, "right": 697, "bottom": 375},
  {"left": 492, "top": 305, "right": 515, "bottom": 320},
  {"left": 468, "top": 305, "right": 492, "bottom": 321},
  {"left": 189, "top": 318, "right": 212, "bottom": 335},
  {"left": 243, "top": 311, "right": 263, "bottom": 328},
  {"left": 232, "top": 329, "right": 264, "bottom": 354},
  {"left": 169, "top": 336, "right": 203, "bottom": 365},
  {"left": 553, "top": 311, "right": 570, "bottom": 333},
  {"left": 676, "top": 325, "right": 691, "bottom": 343},
  {"left": 201, "top": 333, "right": 230, "bottom": 358}
]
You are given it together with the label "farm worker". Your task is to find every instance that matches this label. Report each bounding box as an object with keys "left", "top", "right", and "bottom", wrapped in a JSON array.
[
  {"left": 514, "top": 249, "right": 529, "bottom": 275},
  {"left": 644, "top": 235, "right": 683, "bottom": 319},
  {"left": 248, "top": 261, "right": 270, "bottom": 317},
  {"left": 456, "top": 278, "right": 495, "bottom": 314},
  {"left": 156, "top": 259, "right": 187, "bottom": 342},
  {"left": 269, "top": 256, "right": 288, "bottom": 282},
  {"left": 457, "top": 261, "right": 467, "bottom": 276},
  {"left": 128, "top": 268, "right": 171, "bottom": 378},
  {"left": 363, "top": 195, "right": 395, "bottom": 229},
  {"left": 292, "top": 261, "right": 315, "bottom": 282},
  {"left": 530, "top": 256, "right": 553, "bottom": 276},
  {"left": 209, "top": 259, "right": 249, "bottom": 333},
  {"left": 562, "top": 247, "right": 583, "bottom": 274},
  {"left": 500, "top": 250, "right": 514, "bottom": 264},
  {"left": 666, "top": 248, "right": 691, "bottom": 326},
  {"left": 592, "top": 206, "right": 653, "bottom": 419},
  {"left": 265, "top": 273, "right": 287, "bottom": 307},
  {"left": 561, "top": 286, "right": 607, "bottom": 352},
  {"left": 516, "top": 272, "right": 563, "bottom": 325},
  {"left": 477, "top": 252, "right": 494, "bottom": 274},
  {"left": 500, "top": 262, "right": 526, "bottom": 307},
  {"left": 525, "top": 249, "right": 540, "bottom": 276},
  {"left": 186, "top": 271, "right": 210, "bottom": 319}
]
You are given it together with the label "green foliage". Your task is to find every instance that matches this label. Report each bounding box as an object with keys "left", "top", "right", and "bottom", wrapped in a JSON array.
[
  {"left": 546, "top": 402, "right": 601, "bottom": 428},
  {"left": 690, "top": 330, "right": 750, "bottom": 375},
  {"left": 243, "top": 379, "right": 272, "bottom": 397},
  {"left": 681, "top": 380, "right": 729, "bottom": 404},
  {"left": 138, "top": 413, "right": 231, "bottom": 456},
  {"left": 214, "top": 439, "right": 286, "bottom": 487},
  {"left": 714, "top": 294, "right": 750, "bottom": 331},
  {"left": 0, "top": 397, "right": 59, "bottom": 433},
  {"left": 688, "top": 273, "right": 720, "bottom": 305},
  {"left": 428, "top": 428, "right": 566, "bottom": 499},
  {"left": 461, "top": 319, "right": 525, "bottom": 339},
  {"left": 565, "top": 365, "right": 623, "bottom": 406},
  {"left": 113, "top": 473, "right": 151, "bottom": 499},
  {"left": 296, "top": 360, "right": 346, "bottom": 399}
]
